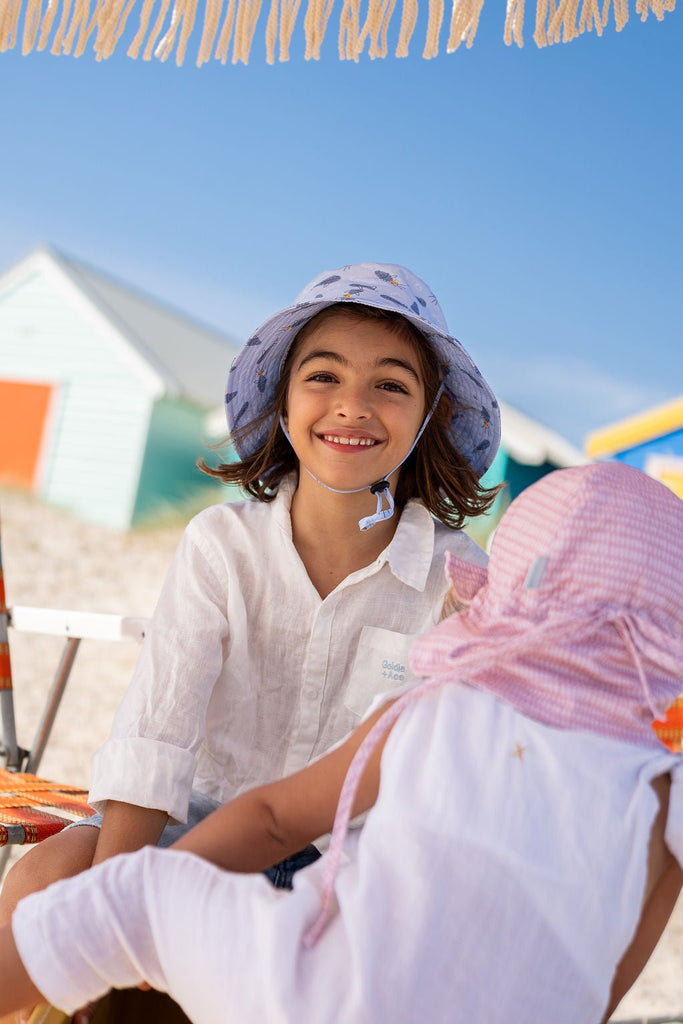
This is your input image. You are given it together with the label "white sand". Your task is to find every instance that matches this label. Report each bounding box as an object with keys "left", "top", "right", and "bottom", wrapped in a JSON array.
[{"left": 0, "top": 486, "right": 681, "bottom": 1021}]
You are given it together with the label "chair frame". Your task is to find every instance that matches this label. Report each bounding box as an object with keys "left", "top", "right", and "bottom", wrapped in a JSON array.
[{"left": 0, "top": 517, "right": 147, "bottom": 875}]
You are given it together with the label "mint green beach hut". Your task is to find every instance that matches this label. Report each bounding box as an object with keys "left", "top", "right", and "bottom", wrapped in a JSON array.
[{"left": 0, "top": 247, "right": 240, "bottom": 529}]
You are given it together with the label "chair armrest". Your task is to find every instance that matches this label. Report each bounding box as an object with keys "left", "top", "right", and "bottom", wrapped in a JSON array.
[{"left": 8, "top": 607, "right": 148, "bottom": 643}]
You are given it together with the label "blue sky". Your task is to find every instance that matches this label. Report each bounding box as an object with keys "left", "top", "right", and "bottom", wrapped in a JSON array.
[{"left": 1, "top": 4, "right": 681, "bottom": 448}]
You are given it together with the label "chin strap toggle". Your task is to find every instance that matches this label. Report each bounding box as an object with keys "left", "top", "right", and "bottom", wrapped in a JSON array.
[{"left": 358, "top": 480, "right": 395, "bottom": 531}]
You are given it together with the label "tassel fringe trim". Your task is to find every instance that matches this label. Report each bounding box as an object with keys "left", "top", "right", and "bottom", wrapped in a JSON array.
[{"left": 0, "top": 0, "right": 676, "bottom": 64}]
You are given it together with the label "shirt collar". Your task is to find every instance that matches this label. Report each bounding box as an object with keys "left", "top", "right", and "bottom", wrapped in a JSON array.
[
  {"left": 382, "top": 499, "right": 435, "bottom": 593},
  {"left": 273, "top": 473, "right": 297, "bottom": 538},
  {"left": 273, "top": 475, "right": 436, "bottom": 593}
]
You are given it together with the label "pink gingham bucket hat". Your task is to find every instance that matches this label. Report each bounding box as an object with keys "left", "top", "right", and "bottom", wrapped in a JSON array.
[{"left": 411, "top": 460, "right": 683, "bottom": 747}]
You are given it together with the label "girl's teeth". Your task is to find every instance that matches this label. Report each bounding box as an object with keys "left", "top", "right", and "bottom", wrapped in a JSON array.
[{"left": 324, "top": 435, "right": 375, "bottom": 446}]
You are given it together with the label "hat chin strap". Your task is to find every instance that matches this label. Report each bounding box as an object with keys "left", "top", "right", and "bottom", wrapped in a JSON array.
[{"left": 278, "top": 381, "right": 444, "bottom": 532}]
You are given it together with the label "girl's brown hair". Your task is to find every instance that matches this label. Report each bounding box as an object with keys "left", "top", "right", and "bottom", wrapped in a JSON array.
[{"left": 199, "top": 304, "right": 500, "bottom": 529}]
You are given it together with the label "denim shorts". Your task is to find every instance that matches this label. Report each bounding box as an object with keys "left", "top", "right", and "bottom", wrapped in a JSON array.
[{"left": 65, "top": 790, "right": 320, "bottom": 890}]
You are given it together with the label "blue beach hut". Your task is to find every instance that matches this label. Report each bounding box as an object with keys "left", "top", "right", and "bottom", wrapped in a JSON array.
[{"left": 585, "top": 397, "right": 683, "bottom": 500}]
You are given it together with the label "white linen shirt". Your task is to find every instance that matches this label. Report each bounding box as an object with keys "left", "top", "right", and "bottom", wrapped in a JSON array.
[
  {"left": 15, "top": 683, "right": 683, "bottom": 1024},
  {"left": 88, "top": 476, "right": 487, "bottom": 822}
]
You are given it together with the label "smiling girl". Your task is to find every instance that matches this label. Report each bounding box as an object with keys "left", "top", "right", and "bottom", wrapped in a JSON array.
[{"left": 0, "top": 263, "right": 501, "bottom": 1021}]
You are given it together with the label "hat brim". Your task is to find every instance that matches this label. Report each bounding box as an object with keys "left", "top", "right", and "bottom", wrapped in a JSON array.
[{"left": 225, "top": 293, "right": 500, "bottom": 478}]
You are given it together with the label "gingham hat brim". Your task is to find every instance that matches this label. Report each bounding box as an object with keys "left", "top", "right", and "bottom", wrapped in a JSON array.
[
  {"left": 410, "top": 462, "right": 683, "bottom": 748},
  {"left": 225, "top": 264, "right": 501, "bottom": 478}
]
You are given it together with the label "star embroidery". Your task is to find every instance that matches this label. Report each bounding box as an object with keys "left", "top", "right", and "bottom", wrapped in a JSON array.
[{"left": 512, "top": 742, "right": 527, "bottom": 762}]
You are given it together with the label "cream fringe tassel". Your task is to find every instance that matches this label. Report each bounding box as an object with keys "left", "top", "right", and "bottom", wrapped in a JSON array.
[{"left": 0, "top": 0, "right": 675, "bottom": 63}]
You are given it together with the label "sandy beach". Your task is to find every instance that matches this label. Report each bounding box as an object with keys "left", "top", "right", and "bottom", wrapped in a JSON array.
[{"left": 0, "top": 485, "right": 681, "bottom": 1021}]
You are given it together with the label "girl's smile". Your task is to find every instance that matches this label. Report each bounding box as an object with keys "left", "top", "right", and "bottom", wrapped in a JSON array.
[
  {"left": 319, "top": 432, "right": 380, "bottom": 449},
  {"left": 285, "top": 312, "right": 427, "bottom": 494}
]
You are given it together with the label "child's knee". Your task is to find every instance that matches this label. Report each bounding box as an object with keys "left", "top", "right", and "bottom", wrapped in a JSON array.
[{"left": 0, "top": 825, "right": 99, "bottom": 922}]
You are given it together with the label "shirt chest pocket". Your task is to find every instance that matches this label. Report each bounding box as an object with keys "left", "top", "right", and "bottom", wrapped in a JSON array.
[{"left": 343, "top": 626, "right": 420, "bottom": 718}]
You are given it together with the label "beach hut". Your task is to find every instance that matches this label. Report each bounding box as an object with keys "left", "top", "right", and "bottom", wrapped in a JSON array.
[
  {"left": 0, "top": 247, "right": 240, "bottom": 529},
  {"left": 585, "top": 397, "right": 683, "bottom": 500}
]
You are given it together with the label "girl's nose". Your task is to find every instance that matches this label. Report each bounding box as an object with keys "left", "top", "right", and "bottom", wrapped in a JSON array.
[{"left": 335, "top": 386, "right": 373, "bottom": 420}]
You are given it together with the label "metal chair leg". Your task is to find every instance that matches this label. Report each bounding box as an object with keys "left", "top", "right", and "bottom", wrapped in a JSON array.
[{"left": 25, "top": 636, "right": 82, "bottom": 776}]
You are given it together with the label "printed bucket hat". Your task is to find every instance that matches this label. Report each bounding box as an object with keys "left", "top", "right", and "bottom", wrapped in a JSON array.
[
  {"left": 225, "top": 262, "right": 501, "bottom": 478},
  {"left": 410, "top": 461, "right": 683, "bottom": 747}
]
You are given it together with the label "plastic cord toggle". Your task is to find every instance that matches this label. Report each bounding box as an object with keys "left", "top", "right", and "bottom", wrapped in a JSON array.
[{"left": 359, "top": 480, "right": 395, "bottom": 531}]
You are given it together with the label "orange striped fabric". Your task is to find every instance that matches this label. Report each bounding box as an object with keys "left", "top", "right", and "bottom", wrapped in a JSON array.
[
  {"left": 653, "top": 695, "right": 683, "bottom": 753},
  {"left": 0, "top": 769, "right": 94, "bottom": 846}
]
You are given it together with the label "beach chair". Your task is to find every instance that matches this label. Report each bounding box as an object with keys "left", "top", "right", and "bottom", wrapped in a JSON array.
[{"left": 0, "top": 516, "right": 147, "bottom": 877}]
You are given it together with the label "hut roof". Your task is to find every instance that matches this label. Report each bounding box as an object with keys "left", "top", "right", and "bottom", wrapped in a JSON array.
[
  {"left": 585, "top": 396, "right": 683, "bottom": 460},
  {"left": 497, "top": 400, "right": 585, "bottom": 469},
  {"left": 2, "top": 247, "right": 240, "bottom": 408}
]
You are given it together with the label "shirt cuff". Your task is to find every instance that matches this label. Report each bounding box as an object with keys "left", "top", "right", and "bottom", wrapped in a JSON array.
[
  {"left": 89, "top": 738, "right": 196, "bottom": 824},
  {"left": 11, "top": 850, "right": 163, "bottom": 1013},
  {"left": 12, "top": 875, "right": 128, "bottom": 1014}
]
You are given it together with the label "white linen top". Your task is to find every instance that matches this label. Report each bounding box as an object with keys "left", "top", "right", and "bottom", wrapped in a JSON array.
[
  {"left": 89, "top": 475, "right": 487, "bottom": 822},
  {"left": 15, "top": 683, "right": 683, "bottom": 1024}
]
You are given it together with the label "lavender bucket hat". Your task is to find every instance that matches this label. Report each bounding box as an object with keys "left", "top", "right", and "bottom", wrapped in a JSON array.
[{"left": 224, "top": 262, "right": 501, "bottom": 478}]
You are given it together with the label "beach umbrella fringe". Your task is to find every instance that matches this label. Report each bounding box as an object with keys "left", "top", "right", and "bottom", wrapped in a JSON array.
[{"left": 0, "top": 0, "right": 676, "bottom": 63}]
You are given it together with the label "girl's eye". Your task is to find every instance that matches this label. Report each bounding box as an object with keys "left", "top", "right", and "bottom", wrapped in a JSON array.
[
  {"left": 305, "top": 371, "right": 338, "bottom": 383},
  {"left": 378, "top": 381, "right": 410, "bottom": 394}
]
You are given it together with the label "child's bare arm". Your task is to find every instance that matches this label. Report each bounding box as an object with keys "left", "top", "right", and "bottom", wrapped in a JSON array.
[
  {"left": 172, "top": 699, "right": 397, "bottom": 872},
  {"left": 0, "top": 922, "right": 43, "bottom": 1017},
  {"left": 601, "top": 773, "right": 683, "bottom": 1022},
  {"left": 92, "top": 802, "right": 169, "bottom": 865}
]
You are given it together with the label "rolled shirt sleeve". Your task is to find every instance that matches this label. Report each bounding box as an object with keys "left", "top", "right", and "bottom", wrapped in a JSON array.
[
  {"left": 12, "top": 851, "right": 170, "bottom": 1011},
  {"left": 11, "top": 847, "right": 323, "bottom": 1023},
  {"left": 89, "top": 524, "right": 230, "bottom": 823}
]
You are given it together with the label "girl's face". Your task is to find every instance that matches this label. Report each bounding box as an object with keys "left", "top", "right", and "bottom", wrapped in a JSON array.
[{"left": 284, "top": 311, "right": 427, "bottom": 493}]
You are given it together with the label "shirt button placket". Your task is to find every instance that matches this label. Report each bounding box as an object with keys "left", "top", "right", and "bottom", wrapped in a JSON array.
[{"left": 282, "top": 597, "right": 336, "bottom": 777}]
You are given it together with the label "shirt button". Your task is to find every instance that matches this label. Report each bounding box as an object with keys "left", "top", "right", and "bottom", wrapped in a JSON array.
[{"left": 304, "top": 686, "right": 319, "bottom": 700}]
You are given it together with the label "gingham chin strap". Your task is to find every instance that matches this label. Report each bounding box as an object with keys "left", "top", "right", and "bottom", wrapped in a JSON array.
[
  {"left": 611, "top": 612, "right": 661, "bottom": 721},
  {"left": 279, "top": 381, "right": 445, "bottom": 532},
  {"left": 303, "top": 678, "right": 443, "bottom": 949}
]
